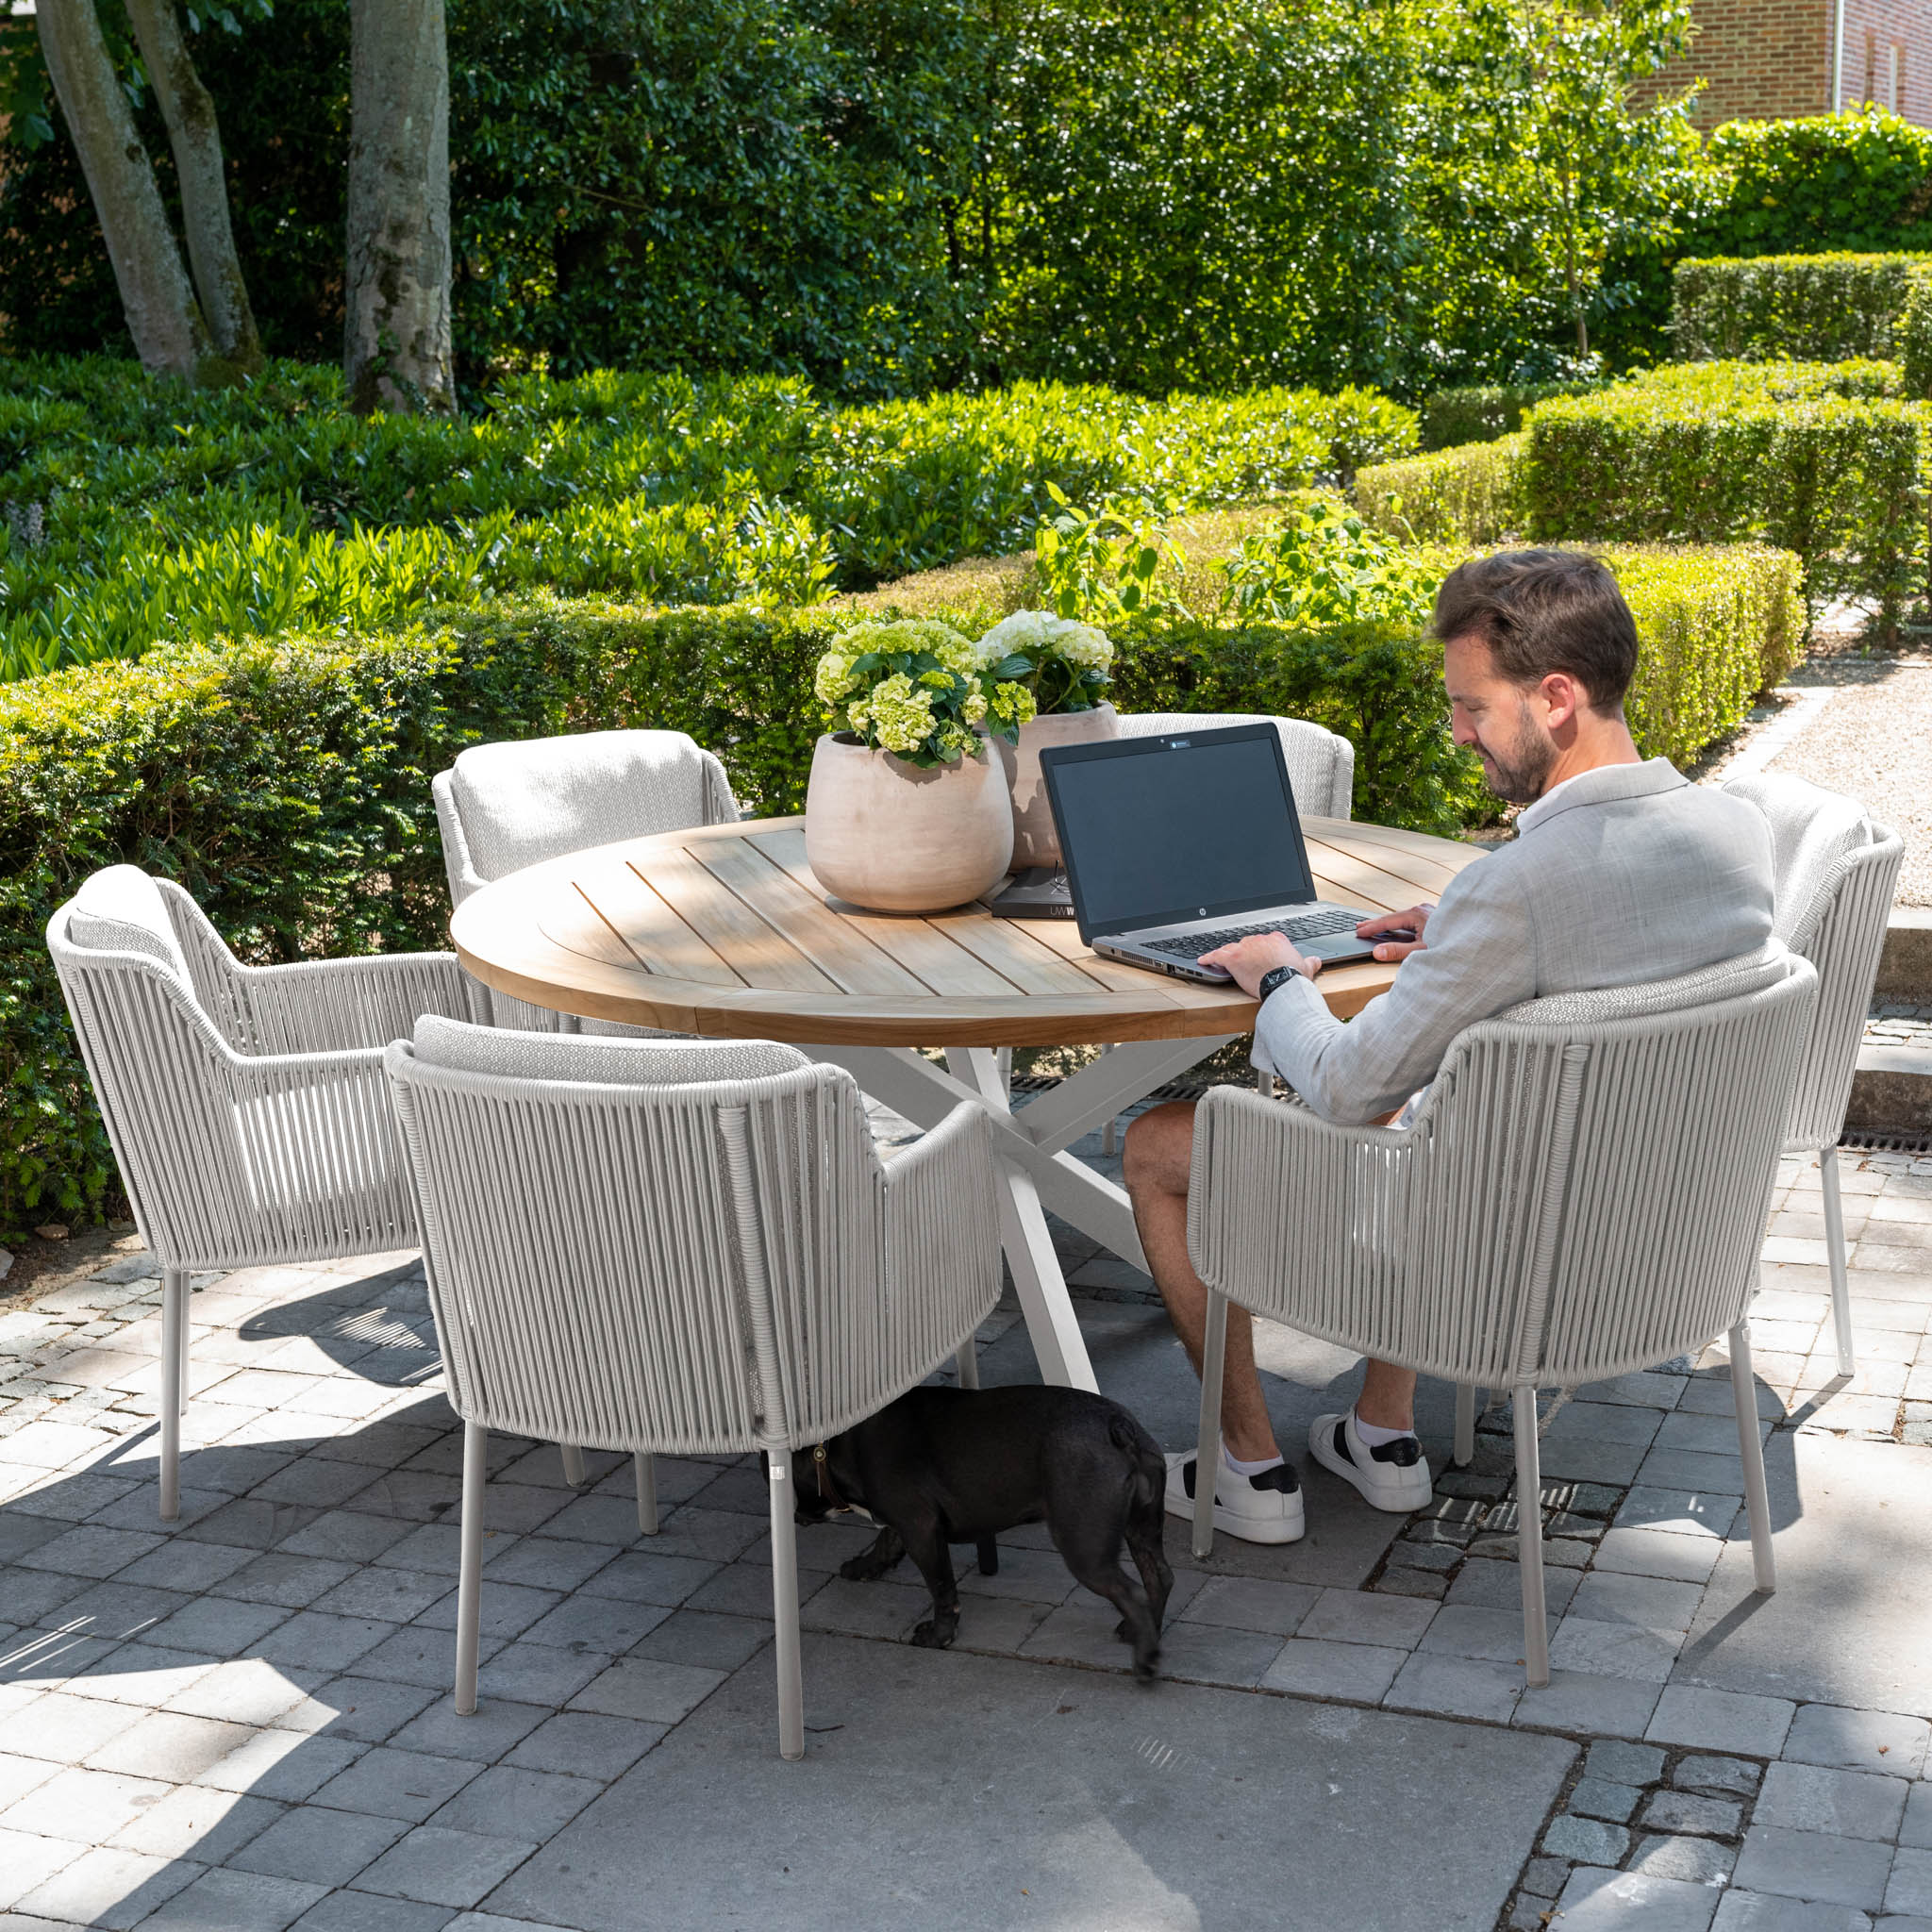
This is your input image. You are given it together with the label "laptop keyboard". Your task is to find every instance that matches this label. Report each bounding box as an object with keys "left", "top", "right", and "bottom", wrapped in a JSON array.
[{"left": 1142, "top": 908, "right": 1361, "bottom": 961}]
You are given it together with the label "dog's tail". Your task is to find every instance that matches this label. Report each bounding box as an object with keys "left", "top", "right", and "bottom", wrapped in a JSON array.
[{"left": 1110, "top": 1412, "right": 1166, "bottom": 1517}]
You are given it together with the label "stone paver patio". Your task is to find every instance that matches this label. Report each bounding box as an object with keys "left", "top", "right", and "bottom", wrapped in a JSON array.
[{"left": 1, "top": 1117, "right": 1930, "bottom": 1931}]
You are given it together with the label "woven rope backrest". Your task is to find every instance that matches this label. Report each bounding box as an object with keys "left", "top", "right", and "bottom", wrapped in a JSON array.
[
  {"left": 1116, "top": 712, "right": 1355, "bottom": 819},
  {"left": 1444, "top": 958, "right": 1816, "bottom": 1386},
  {"left": 388, "top": 1049, "right": 894, "bottom": 1456}
]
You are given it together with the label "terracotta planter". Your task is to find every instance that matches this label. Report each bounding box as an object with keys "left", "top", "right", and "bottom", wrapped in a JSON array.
[
  {"left": 804, "top": 733, "right": 1015, "bottom": 913},
  {"left": 999, "top": 702, "right": 1119, "bottom": 869}
]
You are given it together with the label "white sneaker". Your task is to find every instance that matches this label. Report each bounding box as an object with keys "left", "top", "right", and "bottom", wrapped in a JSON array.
[
  {"left": 1163, "top": 1451, "right": 1305, "bottom": 1545},
  {"left": 1308, "top": 1411, "right": 1433, "bottom": 1513}
]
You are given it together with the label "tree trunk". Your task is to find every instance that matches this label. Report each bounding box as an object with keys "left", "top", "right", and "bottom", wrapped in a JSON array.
[
  {"left": 344, "top": 0, "right": 455, "bottom": 414},
  {"left": 125, "top": 0, "right": 263, "bottom": 375},
  {"left": 35, "top": 0, "right": 211, "bottom": 379}
]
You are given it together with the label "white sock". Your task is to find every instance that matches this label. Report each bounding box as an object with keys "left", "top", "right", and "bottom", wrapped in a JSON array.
[
  {"left": 1224, "top": 1444, "right": 1285, "bottom": 1477},
  {"left": 1353, "top": 1409, "right": 1416, "bottom": 1448}
]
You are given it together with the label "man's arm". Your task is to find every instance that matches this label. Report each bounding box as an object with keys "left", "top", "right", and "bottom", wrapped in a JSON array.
[{"left": 1249, "top": 854, "right": 1538, "bottom": 1124}]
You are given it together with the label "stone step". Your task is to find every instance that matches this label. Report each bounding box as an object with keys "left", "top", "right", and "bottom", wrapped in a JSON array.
[
  {"left": 1878, "top": 908, "right": 1932, "bottom": 1001},
  {"left": 1849, "top": 1034, "right": 1932, "bottom": 1135}
]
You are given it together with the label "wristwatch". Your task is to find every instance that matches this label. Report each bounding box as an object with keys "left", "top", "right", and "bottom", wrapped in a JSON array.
[{"left": 1256, "top": 964, "right": 1303, "bottom": 1003}]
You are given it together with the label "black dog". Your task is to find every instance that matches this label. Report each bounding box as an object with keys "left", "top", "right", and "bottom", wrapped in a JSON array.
[{"left": 791, "top": 1384, "right": 1173, "bottom": 1678}]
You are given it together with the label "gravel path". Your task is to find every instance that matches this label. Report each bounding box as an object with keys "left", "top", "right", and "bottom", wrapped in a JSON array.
[{"left": 1762, "top": 660, "right": 1932, "bottom": 906}]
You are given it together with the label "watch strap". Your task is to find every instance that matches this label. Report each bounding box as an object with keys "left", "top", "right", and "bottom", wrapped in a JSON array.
[{"left": 1257, "top": 965, "right": 1298, "bottom": 1002}]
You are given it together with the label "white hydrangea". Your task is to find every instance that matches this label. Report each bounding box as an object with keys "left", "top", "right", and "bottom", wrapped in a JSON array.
[{"left": 978, "top": 609, "right": 1113, "bottom": 673}]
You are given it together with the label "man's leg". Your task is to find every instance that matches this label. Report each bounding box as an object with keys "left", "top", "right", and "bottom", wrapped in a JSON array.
[
  {"left": 1123, "top": 1100, "right": 1423, "bottom": 1467},
  {"left": 1122, "top": 1101, "right": 1280, "bottom": 1461}
]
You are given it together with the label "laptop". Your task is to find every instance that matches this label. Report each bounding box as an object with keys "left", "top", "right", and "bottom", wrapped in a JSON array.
[{"left": 1038, "top": 722, "right": 1384, "bottom": 983}]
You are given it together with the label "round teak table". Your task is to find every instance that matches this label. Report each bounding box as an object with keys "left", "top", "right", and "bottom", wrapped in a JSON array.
[{"left": 451, "top": 814, "right": 1486, "bottom": 1391}]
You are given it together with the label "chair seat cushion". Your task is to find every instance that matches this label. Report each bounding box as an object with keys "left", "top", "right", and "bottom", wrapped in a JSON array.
[
  {"left": 233, "top": 1085, "right": 403, "bottom": 1214},
  {"left": 1726, "top": 774, "right": 1874, "bottom": 954},
  {"left": 68, "top": 866, "right": 193, "bottom": 984},
  {"left": 412, "top": 1016, "right": 808, "bottom": 1086},
  {"left": 450, "top": 731, "right": 726, "bottom": 882}
]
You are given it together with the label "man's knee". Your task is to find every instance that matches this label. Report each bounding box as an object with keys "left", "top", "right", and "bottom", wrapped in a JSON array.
[{"left": 1122, "top": 1100, "right": 1196, "bottom": 1197}]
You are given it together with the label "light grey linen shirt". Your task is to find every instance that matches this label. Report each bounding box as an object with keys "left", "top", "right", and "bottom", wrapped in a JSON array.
[{"left": 1254, "top": 758, "right": 1775, "bottom": 1125}]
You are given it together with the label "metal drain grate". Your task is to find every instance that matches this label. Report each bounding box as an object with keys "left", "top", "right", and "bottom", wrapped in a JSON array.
[{"left": 1840, "top": 1128, "right": 1932, "bottom": 1155}]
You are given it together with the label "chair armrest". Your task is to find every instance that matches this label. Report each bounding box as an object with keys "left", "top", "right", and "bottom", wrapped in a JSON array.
[
  {"left": 238, "top": 951, "right": 482, "bottom": 1055},
  {"left": 880, "top": 1101, "right": 1005, "bottom": 1367},
  {"left": 1187, "top": 1083, "right": 1428, "bottom": 1360}
]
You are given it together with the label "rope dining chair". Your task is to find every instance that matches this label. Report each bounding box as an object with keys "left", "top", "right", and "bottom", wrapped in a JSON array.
[
  {"left": 385, "top": 1019, "right": 1004, "bottom": 1760},
  {"left": 1184, "top": 944, "right": 1817, "bottom": 1685},
  {"left": 47, "top": 865, "right": 480, "bottom": 1521},
  {"left": 1724, "top": 774, "right": 1905, "bottom": 1376},
  {"left": 434, "top": 728, "right": 739, "bottom": 1035}
]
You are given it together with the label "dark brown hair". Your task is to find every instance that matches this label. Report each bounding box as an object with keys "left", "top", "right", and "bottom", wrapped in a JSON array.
[{"left": 1431, "top": 549, "right": 1639, "bottom": 714}]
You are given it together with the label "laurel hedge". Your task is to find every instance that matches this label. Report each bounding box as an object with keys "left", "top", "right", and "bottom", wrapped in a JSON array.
[{"left": 1672, "top": 252, "right": 1932, "bottom": 364}]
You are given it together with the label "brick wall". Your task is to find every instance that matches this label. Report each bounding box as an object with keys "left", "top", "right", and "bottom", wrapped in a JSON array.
[{"left": 1840, "top": 0, "right": 1932, "bottom": 125}]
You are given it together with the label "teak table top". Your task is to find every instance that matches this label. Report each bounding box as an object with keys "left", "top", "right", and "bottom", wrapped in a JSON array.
[{"left": 450, "top": 815, "right": 1488, "bottom": 1049}]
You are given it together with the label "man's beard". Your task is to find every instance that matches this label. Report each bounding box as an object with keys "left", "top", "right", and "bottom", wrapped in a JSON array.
[{"left": 1478, "top": 702, "right": 1557, "bottom": 805}]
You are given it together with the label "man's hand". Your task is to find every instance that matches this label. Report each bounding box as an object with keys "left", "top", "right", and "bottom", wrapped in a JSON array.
[
  {"left": 1358, "top": 904, "right": 1432, "bottom": 964},
  {"left": 1198, "top": 930, "right": 1317, "bottom": 997}
]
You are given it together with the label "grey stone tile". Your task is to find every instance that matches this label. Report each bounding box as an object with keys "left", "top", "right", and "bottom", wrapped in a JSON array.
[
  {"left": 1629, "top": 1834, "right": 1737, "bottom": 1886},
  {"left": 1543, "top": 1816, "right": 1630, "bottom": 1863},
  {"left": 945, "top": 1594, "right": 1054, "bottom": 1656},
  {"left": 478, "top": 1538, "right": 613, "bottom": 1594},
  {"left": 1638, "top": 1447, "right": 1753, "bottom": 1492},
  {"left": 1295, "top": 1589, "right": 1437, "bottom": 1649},
  {"left": 1904, "top": 1785, "right": 1932, "bottom": 1853},
  {"left": 1889, "top": 1850, "right": 1932, "bottom": 1918},
  {"left": 1616, "top": 1488, "right": 1742, "bottom": 1539},
  {"left": 412, "top": 1580, "right": 559, "bottom": 1642},
  {"left": 1420, "top": 1603, "right": 1536, "bottom": 1663},
  {"left": 341, "top": 1472, "right": 464, "bottom": 1524},
  {"left": 1176, "top": 1575, "right": 1319, "bottom": 1638},
  {"left": 1647, "top": 1686, "right": 1795, "bottom": 1757},
  {"left": 1732, "top": 1825, "right": 1894, "bottom": 1911},
  {"left": 387, "top": 1700, "right": 547, "bottom": 1765},
  {"left": 307, "top": 1748, "right": 486, "bottom": 1825},
  {"left": 681, "top": 1563, "right": 792, "bottom": 1621},
  {"left": 371, "top": 1524, "right": 465, "bottom": 1575},
  {"left": 0, "top": 1757, "right": 59, "bottom": 1812},
  {"left": 516, "top": 1595, "right": 670, "bottom": 1655},
  {"left": 1548, "top": 1617, "right": 1682, "bottom": 1683},
  {"left": 312, "top": 1569, "right": 453, "bottom": 1625},
  {"left": 108, "top": 1786, "right": 283, "bottom": 1863},
  {"left": 354, "top": 1826, "right": 539, "bottom": 1910},
  {"left": 268, "top": 1675, "right": 441, "bottom": 1744},
  {"left": 1553, "top": 1865, "right": 1720, "bottom": 1930},
  {"left": 1592, "top": 1527, "right": 1724, "bottom": 1583},
  {"left": 1587, "top": 1739, "right": 1665, "bottom": 1785},
  {"left": 574, "top": 1552, "right": 720, "bottom": 1608},
  {"left": 277, "top": 1512, "right": 417, "bottom": 1565},
  {"left": 210, "top": 1554, "right": 361, "bottom": 1610},
  {"left": 112, "top": 1540, "right": 258, "bottom": 1594},
  {"left": 84, "top": 1710, "right": 255, "bottom": 1783},
  {"left": 0, "top": 1573, "right": 88, "bottom": 1629},
  {"left": 179, "top": 1498, "right": 325, "bottom": 1553},
  {"left": 254, "top": 1611, "right": 397, "bottom": 1673},
  {"left": 3, "top": 1764, "right": 175, "bottom": 1841},
  {"left": 1642, "top": 1789, "right": 1742, "bottom": 1836},
  {"left": 1383, "top": 1652, "right": 1521, "bottom": 1723},
  {"left": 17, "top": 1525, "right": 165, "bottom": 1579},
  {"left": 1568, "top": 1571, "right": 1707, "bottom": 1632},
  {"left": 141, "top": 1595, "right": 295, "bottom": 1656},
  {"left": 194, "top": 1730, "right": 369, "bottom": 1802},
  {"left": 473, "top": 1642, "right": 610, "bottom": 1708},
  {"left": 13, "top": 1843, "right": 199, "bottom": 1929},
  {"left": 429, "top": 1766, "right": 600, "bottom": 1840},
  {"left": 568, "top": 1657, "right": 727, "bottom": 1725},
  {"left": 1677, "top": 1754, "right": 1762, "bottom": 1797},
  {"left": 1756, "top": 1761, "right": 1908, "bottom": 1842},
  {"left": 7, "top": 1690, "right": 145, "bottom": 1764},
  {"left": 350, "top": 1627, "right": 490, "bottom": 1693},
  {"left": 1711, "top": 1893, "right": 1873, "bottom": 1932},
  {"left": 1784, "top": 1705, "right": 1932, "bottom": 1778},
  {"left": 136, "top": 1866, "right": 330, "bottom": 1929},
  {"left": 290, "top": 1891, "right": 456, "bottom": 1932},
  {"left": 626, "top": 1506, "right": 765, "bottom": 1565},
  {"left": 227, "top": 1807, "right": 409, "bottom": 1885},
  {"left": 797, "top": 1576, "right": 925, "bottom": 1643},
  {"left": 1568, "top": 1777, "right": 1641, "bottom": 1822},
  {"left": 1249, "top": 1635, "right": 1405, "bottom": 1703},
  {"left": 1443, "top": 1558, "right": 1577, "bottom": 1617},
  {"left": 0, "top": 1829, "right": 82, "bottom": 1914},
  {"left": 504, "top": 1713, "right": 663, "bottom": 1781}
]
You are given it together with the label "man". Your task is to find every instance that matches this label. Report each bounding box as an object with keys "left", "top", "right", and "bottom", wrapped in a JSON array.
[{"left": 1122, "top": 549, "right": 1775, "bottom": 1544}]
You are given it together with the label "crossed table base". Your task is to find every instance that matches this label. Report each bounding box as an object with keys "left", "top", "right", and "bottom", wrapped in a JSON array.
[{"left": 448, "top": 814, "right": 1486, "bottom": 1391}]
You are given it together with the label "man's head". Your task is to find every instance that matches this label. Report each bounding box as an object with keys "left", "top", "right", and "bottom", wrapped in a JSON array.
[{"left": 1433, "top": 549, "right": 1641, "bottom": 804}]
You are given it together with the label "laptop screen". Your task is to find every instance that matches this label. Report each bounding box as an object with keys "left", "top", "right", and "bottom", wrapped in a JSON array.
[{"left": 1041, "top": 724, "right": 1316, "bottom": 937}]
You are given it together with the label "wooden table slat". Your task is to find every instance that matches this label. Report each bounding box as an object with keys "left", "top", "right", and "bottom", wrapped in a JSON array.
[
  {"left": 939, "top": 913, "right": 1123, "bottom": 997},
  {"left": 556, "top": 856, "right": 745, "bottom": 987},
  {"left": 620, "top": 847, "right": 841, "bottom": 996}
]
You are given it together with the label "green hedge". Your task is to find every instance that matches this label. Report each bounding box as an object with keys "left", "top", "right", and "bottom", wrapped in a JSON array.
[
  {"left": 1672, "top": 253, "right": 1932, "bottom": 363},
  {"left": 1906, "top": 278, "right": 1932, "bottom": 401},
  {"left": 1522, "top": 362, "right": 1930, "bottom": 622},
  {"left": 1418, "top": 383, "right": 1600, "bottom": 451},
  {"left": 1354, "top": 436, "right": 1526, "bottom": 547}
]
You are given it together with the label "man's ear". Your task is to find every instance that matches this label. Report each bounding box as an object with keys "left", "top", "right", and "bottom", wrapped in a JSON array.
[{"left": 1539, "top": 671, "right": 1590, "bottom": 733}]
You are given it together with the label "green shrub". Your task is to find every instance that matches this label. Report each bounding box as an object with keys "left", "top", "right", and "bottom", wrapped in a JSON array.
[
  {"left": 1905, "top": 278, "right": 1932, "bottom": 400},
  {"left": 1354, "top": 436, "right": 1527, "bottom": 547},
  {"left": 1418, "top": 383, "right": 1600, "bottom": 451},
  {"left": 1671, "top": 253, "right": 1932, "bottom": 362},
  {"left": 1522, "top": 363, "right": 1930, "bottom": 622},
  {"left": 0, "top": 358, "right": 1416, "bottom": 679}
]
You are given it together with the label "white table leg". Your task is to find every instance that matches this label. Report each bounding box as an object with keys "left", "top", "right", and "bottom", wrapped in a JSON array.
[{"left": 807, "top": 1036, "right": 1239, "bottom": 1392}]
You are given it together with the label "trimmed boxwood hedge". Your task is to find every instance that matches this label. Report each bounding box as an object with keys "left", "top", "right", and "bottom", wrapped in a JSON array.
[
  {"left": 1672, "top": 253, "right": 1932, "bottom": 365},
  {"left": 1355, "top": 435, "right": 1526, "bottom": 546}
]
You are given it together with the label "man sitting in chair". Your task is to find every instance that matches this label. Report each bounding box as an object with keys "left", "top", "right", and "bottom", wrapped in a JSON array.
[{"left": 1123, "top": 549, "right": 1775, "bottom": 1543}]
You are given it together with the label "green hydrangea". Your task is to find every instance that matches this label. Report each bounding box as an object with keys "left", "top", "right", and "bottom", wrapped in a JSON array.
[
  {"left": 865, "top": 673, "right": 938, "bottom": 756},
  {"left": 987, "top": 680, "right": 1038, "bottom": 727}
]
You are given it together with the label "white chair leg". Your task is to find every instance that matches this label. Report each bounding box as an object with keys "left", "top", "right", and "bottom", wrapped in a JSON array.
[
  {"left": 1192, "top": 1290, "right": 1228, "bottom": 1561},
  {"left": 559, "top": 1442, "right": 588, "bottom": 1488},
  {"left": 1255, "top": 1069, "right": 1274, "bottom": 1099},
  {"left": 1513, "top": 1385, "right": 1549, "bottom": 1688},
  {"left": 1821, "top": 1145, "right": 1856, "bottom": 1376},
  {"left": 635, "top": 1452, "right": 658, "bottom": 1537},
  {"left": 954, "top": 1339, "right": 980, "bottom": 1390},
  {"left": 158, "top": 1268, "right": 187, "bottom": 1523},
  {"left": 1100, "top": 1044, "right": 1118, "bottom": 1156},
  {"left": 1453, "top": 1384, "right": 1477, "bottom": 1468},
  {"left": 1729, "top": 1320, "right": 1776, "bottom": 1594},
  {"left": 455, "top": 1420, "right": 487, "bottom": 1715},
  {"left": 769, "top": 1453, "right": 805, "bottom": 1761},
  {"left": 176, "top": 1277, "right": 191, "bottom": 1417}
]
